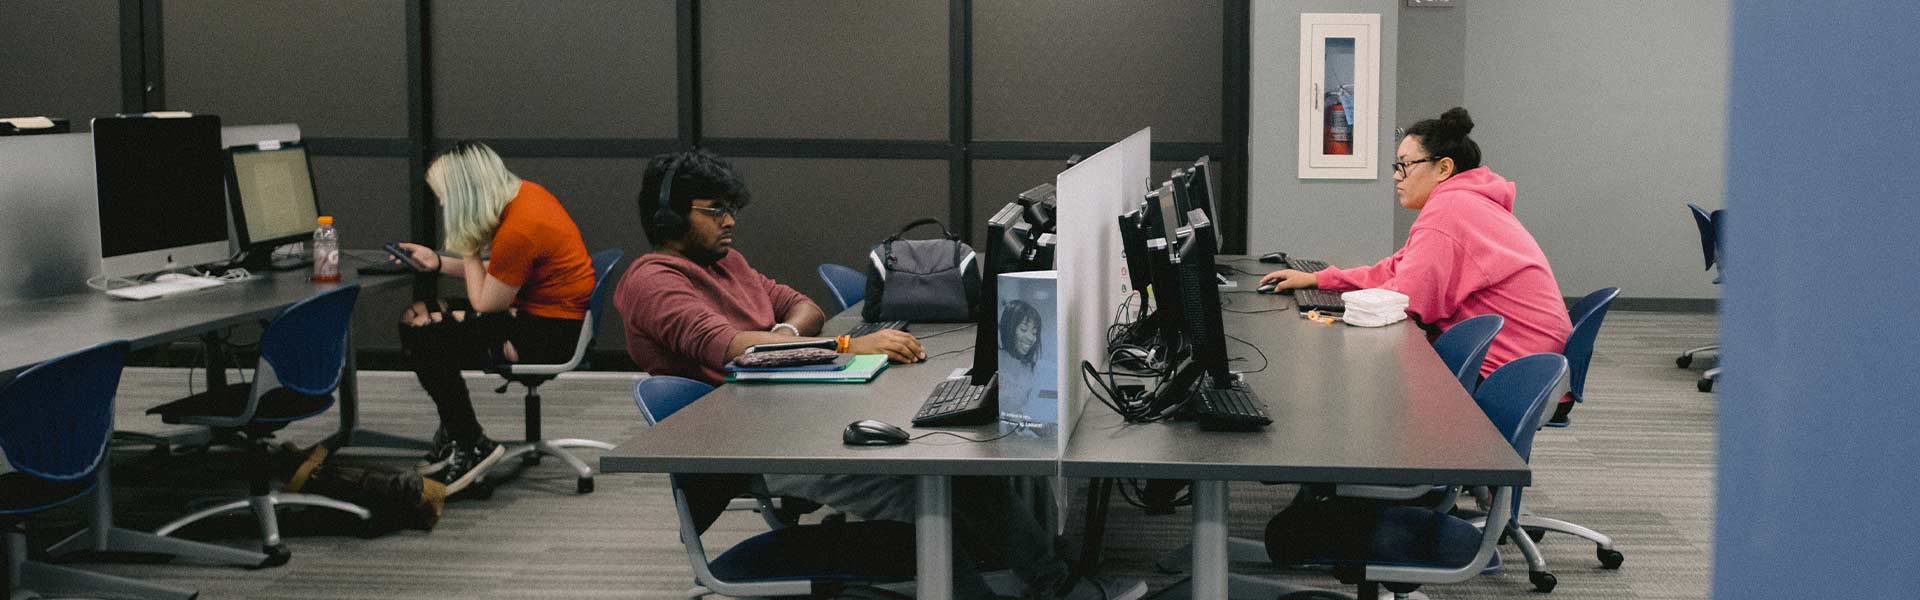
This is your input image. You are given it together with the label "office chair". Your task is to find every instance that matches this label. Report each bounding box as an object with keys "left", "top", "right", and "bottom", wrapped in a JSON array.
[
  {"left": 817, "top": 263, "right": 868, "bottom": 314},
  {"left": 634, "top": 375, "right": 922, "bottom": 599},
  {"left": 2, "top": 341, "right": 198, "bottom": 600},
  {"left": 1697, "top": 210, "right": 1726, "bottom": 391},
  {"left": 1261, "top": 355, "right": 1563, "bottom": 599},
  {"left": 485, "top": 248, "right": 624, "bottom": 494},
  {"left": 1677, "top": 204, "right": 1721, "bottom": 391},
  {"left": 1432, "top": 314, "right": 1504, "bottom": 395},
  {"left": 1550, "top": 288, "right": 1620, "bottom": 427},
  {"left": 148, "top": 285, "right": 368, "bottom": 568}
]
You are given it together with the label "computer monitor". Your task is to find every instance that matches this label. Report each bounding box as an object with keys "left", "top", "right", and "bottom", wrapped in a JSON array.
[
  {"left": 92, "top": 115, "right": 231, "bottom": 280},
  {"left": 1117, "top": 210, "right": 1153, "bottom": 295},
  {"left": 1171, "top": 203, "right": 1234, "bottom": 388},
  {"left": 1141, "top": 183, "right": 1188, "bottom": 360},
  {"left": 226, "top": 142, "right": 321, "bottom": 270},
  {"left": 1185, "top": 156, "right": 1224, "bottom": 251},
  {"left": 967, "top": 201, "right": 1033, "bottom": 385}
]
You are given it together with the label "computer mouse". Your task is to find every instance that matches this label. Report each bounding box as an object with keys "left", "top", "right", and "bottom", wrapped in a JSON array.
[
  {"left": 1256, "top": 283, "right": 1280, "bottom": 294},
  {"left": 154, "top": 273, "right": 194, "bottom": 283},
  {"left": 1258, "top": 251, "right": 1288, "bottom": 264},
  {"left": 843, "top": 419, "right": 911, "bottom": 446}
]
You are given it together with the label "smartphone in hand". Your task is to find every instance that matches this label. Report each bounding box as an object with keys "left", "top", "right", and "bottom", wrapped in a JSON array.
[{"left": 385, "top": 242, "right": 429, "bottom": 272}]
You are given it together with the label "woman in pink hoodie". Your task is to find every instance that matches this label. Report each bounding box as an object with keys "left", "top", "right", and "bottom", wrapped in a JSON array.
[{"left": 1261, "top": 108, "right": 1573, "bottom": 406}]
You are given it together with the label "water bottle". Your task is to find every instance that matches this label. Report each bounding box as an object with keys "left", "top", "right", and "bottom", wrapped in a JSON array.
[{"left": 311, "top": 216, "right": 340, "bottom": 283}]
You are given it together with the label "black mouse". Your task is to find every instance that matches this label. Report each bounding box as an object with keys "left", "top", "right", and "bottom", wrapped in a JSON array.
[
  {"left": 1256, "top": 283, "right": 1280, "bottom": 294},
  {"left": 1258, "top": 251, "right": 1288, "bottom": 264},
  {"left": 843, "top": 419, "right": 911, "bottom": 446}
]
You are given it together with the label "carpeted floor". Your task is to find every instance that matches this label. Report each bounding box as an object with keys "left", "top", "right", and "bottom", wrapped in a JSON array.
[{"left": 14, "top": 311, "right": 1717, "bottom": 599}]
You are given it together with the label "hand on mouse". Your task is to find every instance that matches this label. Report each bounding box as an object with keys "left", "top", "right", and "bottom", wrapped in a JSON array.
[
  {"left": 1258, "top": 269, "right": 1318, "bottom": 291},
  {"left": 849, "top": 329, "right": 926, "bottom": 364}
]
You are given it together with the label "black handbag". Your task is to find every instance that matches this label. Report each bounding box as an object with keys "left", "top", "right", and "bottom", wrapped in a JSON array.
[{"left": 862, "top": 218, "right": 981, "bottom": 323}]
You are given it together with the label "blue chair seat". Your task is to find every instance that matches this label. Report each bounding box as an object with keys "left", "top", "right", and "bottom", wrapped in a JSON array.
[
  {"left": 0, "top": 471, "right": 96, "bottom": 516},
  {"left": 146, "top": 383, "right": 334, "bottom": 425},
  {"left": 708, "top": 520, "right": 918, "bottom": 583}
]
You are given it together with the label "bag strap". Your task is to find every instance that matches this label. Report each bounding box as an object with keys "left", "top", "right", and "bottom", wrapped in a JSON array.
[{"left": 886, "top": 218, "right": 957, "bottom": 242}]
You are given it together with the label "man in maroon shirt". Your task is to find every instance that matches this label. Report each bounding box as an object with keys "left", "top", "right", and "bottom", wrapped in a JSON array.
[{"left": 614, "top": 151, "right": 1145, "bottom": 600}]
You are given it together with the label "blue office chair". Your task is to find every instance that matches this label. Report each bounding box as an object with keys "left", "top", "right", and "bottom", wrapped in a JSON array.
[
  {"left": 486, "top": 248, "right": 624, "bottom": 495},
  {"left": 1550, "top": 287, "right": 1620, "bottom": 427},
  {"left": 1677, "top": 204, "right": 1721, "bottom": 392},
  {"left": 1269, "top": 354, "right": 1564, "bottom": 598},
  {"left": 634, "top": 375, "right": 925, "bottom": 599},
  {"left": 1432, "top": 314, "right": 1504, "bottom": 395},
  {"left": 148, "top": 285, "right": 367, "bottom": 567},
  {"left": 3, "top": 341, "right": 198, "bottom": 600},
  {"left": 817, "top": 263, "right": 868, "bottom": 314},
  {"left": 1698, "top": 210, "right": 1726, "bottom": 391}
]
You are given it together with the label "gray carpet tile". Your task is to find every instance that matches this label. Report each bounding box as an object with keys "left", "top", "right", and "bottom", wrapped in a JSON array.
[{"left": 11, "top": 311, "right": 1718, "bottom": 599}]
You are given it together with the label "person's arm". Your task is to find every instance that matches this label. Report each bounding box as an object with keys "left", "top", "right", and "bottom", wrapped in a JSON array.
[
  {"left": 1374, "top": 229, "right": 1484, "bottom": 325},
  {"left": 778, "top": 301, "right": 828, "bottom": 337},
  {"left": 464, "top": 254, "right": 520, "bottom": 314},
  {"left": 394, "top": 242, "right": 468, "bottom": 276},
  {"left": 1312, "top": 251, "right": 1405, "bottom": 292}
]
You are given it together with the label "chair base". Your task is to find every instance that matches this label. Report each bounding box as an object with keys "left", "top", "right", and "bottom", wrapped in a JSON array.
[
  {"left": 1698, "top": 367, "right": 1720, "bottom": 392},
  {"left": 49, "top": 524, "right": 271, "bottom": 568},
  {"left": 152, "top": 492, "right": 371, "bottom": 567},
  {"left": 496, "top": 438, "right": 615, "bottom": 494},
  {"left": 11, "top": 529, "right": 198, "bottom": 600},
  {"left": 1675, "top": 344, "right": 1719, "bottom": 369}
]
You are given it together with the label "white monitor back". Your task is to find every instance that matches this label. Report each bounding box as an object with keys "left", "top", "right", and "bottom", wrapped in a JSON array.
[
  {"left": 1052, "top": 127, "right": 1150, "bottom": 449},
  {"left": 0, "top": 133, "right": 100, "bottom": 300}
]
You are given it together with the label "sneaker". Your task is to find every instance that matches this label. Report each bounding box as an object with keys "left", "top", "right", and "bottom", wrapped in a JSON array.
[
  {"left": 1057, "top": 576, "right": 1147, "bottom": 600},
  {"left": 434, "top": 436, "right": 504, "bottom": 495},
  {"left": 416, "top": 426, "right": 456, "bottom": 475}
]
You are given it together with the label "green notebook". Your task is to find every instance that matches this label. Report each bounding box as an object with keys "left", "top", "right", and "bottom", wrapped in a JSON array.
[{"left": 724, "top": 354, "right": 890, "bottom": 384}]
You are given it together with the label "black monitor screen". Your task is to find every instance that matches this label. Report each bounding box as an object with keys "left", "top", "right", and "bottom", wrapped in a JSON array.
[
  {"left": 1188, "top": 156, "right": 1223, "bottom": 251},
  {"left": 970, "top": 202, "right": 1030, "bottom": 384},
  {"left": 228, "top": 144, "right": 321, "bottom": 248},
  {"left": 93, "top": 116, "right": 228, "bottom": 258}
]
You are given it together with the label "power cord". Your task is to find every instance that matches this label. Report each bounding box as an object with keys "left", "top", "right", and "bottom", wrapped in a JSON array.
[{"left": 908, "top": 428, "right": 1021, "bottom": 444}]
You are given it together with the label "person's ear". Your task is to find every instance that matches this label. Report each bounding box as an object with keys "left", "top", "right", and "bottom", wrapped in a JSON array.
[{"left": 1436, "top": 156, "right": 1456, "bottom": 179}]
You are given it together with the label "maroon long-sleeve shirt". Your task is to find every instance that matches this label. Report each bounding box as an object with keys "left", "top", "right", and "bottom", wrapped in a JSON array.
[{"left": 613, "top": 250, "right": 813, "bottom": 384}]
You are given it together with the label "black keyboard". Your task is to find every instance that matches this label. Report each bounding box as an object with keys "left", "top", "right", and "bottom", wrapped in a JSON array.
[
  {"left": 1286, "top": 257, "right": 1331, "bottom": 273},
  {"left": 912, "top": 375, "right": 998, "bottom": 426},
  {"left": 848, "top": 320, "right": 909, "bottom": 337},
  {"left": 1192, "top": 375, "right": 1271, "bottom": 431},
  {"left": 1294, "top": 289, "right": 1346, "bottom": 311}
]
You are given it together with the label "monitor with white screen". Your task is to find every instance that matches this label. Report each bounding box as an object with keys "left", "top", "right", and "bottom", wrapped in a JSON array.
[
  {"left": 226, "top": 143, "right": 320, "bottom": 268},
  {"left": 91, "top": 115, "right": 231, "bottom": 280}
]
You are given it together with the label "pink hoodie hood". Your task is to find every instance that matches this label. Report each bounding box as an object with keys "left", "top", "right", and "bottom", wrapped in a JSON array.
[{"left": 1316, "top": 165, "right": 1571, "bottom": 379}]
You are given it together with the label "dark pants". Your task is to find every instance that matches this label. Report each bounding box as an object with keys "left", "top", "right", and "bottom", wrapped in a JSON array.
[{"left": 396, "top": 299, "right": 581, "bottom": 444}]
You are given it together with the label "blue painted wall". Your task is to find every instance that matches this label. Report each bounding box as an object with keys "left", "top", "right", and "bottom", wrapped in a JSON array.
[{"left": 1717, "top": 3, "right": 1920, "bottom": 596}]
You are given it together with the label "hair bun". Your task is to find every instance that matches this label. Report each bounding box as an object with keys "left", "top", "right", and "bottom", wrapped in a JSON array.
[{"left": 1438, "top": 107, "right": 1475, "bottom": 138}]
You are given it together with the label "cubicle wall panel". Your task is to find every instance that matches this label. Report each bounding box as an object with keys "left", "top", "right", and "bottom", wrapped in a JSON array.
[
  {"left": 725, "top": 158, "right": 950, "bottom": 311},
  {"left": 432, "top": 0, "right": 678, "bottom": 139},
  {"left": 972, "top": 0, "right": 1223, "bottom": 143},
  {"left": 0, "top": 1, "right": 121, "bottom": 129},
  {"left": 971, "top": 160, "right": 1194, "bottom": 250},
  {"left": 701, "top": 0, "right": 949, "bottom": 140},
  {"left": 162, "top": 1, "right": 408, "bottom": 138},
  {"left": 497, "top": 157, "right": 649, "bottom": 353}
]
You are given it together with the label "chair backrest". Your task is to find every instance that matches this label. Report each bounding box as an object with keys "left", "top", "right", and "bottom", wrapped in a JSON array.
[
  {"left": 0, "top": 340, "right": 129, "bottom": 481},
  {"left": 1565, "top": 287, "right": 1620, "bottom": 402},
  {"left": 510, "top": 248, "right": 624, "bottom": 375},
  {"left": 1473, "top": 353, "right": 1569, "bottom": 464},
  {"left": 1708, "top": 209, "right": 1727, "bottom": 273},
  {"left": 632, "top": 375, "right": 750, "bottom": 536},
  {"left": 817, "top": 263, "right": 867, "bottom": 314},
  {"left": 1432, "top": 314, "right": 1503, "bottom": 394},
  {"left": 1688, "top": 203, "right": 1716, "bottom": 270},
  {"left": 257, "top": 285, "right": 361, "bottom": 396}
]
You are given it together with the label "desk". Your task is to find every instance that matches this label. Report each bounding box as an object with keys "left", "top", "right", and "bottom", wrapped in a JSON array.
[
  {"left": 600, "top": 310, "right": 1056, "bottom": 600},
  {"left": 0, "top": 269, "right": 415, "bottom": 571},
  {"left": 1061, "top": 270, "right": 1531, "bottom": 599}
]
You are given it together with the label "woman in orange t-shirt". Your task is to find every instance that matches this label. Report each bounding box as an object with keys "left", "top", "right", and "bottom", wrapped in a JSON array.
[{"left": 390, "top": 141, "right": 594, "bottom": 494}]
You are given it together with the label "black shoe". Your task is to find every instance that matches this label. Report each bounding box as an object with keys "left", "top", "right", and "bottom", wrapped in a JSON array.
[
  {"left": 416, "top": 426, "right": 455, "bottom": 475},
  {"left": 435, "top": 436, "right": 504, "bottom": 496}
]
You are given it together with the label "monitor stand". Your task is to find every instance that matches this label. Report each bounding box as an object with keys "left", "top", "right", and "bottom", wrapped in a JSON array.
[{"left": 232, "top": 245, "right": 311, "bottom": 272}]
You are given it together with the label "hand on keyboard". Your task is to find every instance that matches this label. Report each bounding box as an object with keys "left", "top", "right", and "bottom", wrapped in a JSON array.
[{"left": 848, "top": 329, "right": 926, "bottom": 363}]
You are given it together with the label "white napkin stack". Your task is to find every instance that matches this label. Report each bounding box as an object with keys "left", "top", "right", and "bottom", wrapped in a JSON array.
[{"left": 1340, "top": 288, "right": 1410, "bottom": 327}]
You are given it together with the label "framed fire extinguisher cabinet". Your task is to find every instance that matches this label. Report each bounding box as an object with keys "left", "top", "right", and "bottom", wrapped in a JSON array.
[{"left": 1297, "top": 13, "right": 1381, "bottom": 180}]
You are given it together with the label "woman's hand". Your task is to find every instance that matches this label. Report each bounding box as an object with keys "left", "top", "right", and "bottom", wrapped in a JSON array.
[
  {"left": 1258, "top": 269, "right": 1318, "bottom": 290},
  {"left": 393, "top": 242, "right": 440, "bottom": 273},
  {"left": 849, "top": 330, "right": 927, "bottom": 364}
]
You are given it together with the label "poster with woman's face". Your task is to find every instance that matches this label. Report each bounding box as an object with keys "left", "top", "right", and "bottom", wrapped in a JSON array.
[{"left": 997, "top": 271, "right": 1059, "bottom": 435}]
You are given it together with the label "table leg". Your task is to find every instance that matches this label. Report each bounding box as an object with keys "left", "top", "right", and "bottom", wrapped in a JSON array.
[
  {"left": 47, "top": 450, "right": 270, "bottom": 567},
  {"left": 1191, "top": 480, "right": 1229, "bottom": 600},
  {"left": 917, "top": 475, "right": 953, "bottom": 600},
  {"left": 325, "top": 325, "right": 431, "bottom": 452},
  {"left": 1079, "top": 478, "right": 1115, "bottom": 575}
]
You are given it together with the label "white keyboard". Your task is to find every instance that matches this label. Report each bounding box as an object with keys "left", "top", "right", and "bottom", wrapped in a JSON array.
[{"left": 106, "top": 275, "right": 226, "bottom": 300}]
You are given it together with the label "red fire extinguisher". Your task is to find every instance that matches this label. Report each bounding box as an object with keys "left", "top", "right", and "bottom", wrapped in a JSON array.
[{"left": 1324, "top": 90, "right": 1352, "bottom": 155}]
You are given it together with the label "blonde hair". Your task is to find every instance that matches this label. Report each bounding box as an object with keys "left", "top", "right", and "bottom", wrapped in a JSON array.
[{"left": 427, "top": 142, "right": 521, "bottom": 255}]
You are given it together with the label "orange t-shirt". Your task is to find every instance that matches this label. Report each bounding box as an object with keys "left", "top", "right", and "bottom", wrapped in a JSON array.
[{"left": 486, "top": 181, "right": 593, "bottom": 320}]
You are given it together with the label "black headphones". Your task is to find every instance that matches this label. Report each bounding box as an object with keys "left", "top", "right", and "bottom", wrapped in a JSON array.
[{"left": 651, "top": 154, "right": 687, "bottom": 241}]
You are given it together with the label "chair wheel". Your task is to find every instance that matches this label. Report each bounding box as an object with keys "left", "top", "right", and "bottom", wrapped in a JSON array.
[
  {"left": 577, "top": 477, "right": 594, "bottom": 494},
  {"left": 1530, "top": 571, "right": 1557, "bottom": 593},
  {"left": 255, "top": 543, "right": 291, "bottom": 569},
  {"left": 1527, "top": 527, "right": 1546, "bottom": 542},
  {"left": 1598, "top": 547, "right": 1624, "bottom": 569},
  {"left": 1676, "top": 355, "right": 1692, "bottom": 368},
  {"left": 1697, "top": 378, "right": 1714, "bottom": 392},
  {"left": 523, "top": 453, "right": 543, "bottom": 466}
]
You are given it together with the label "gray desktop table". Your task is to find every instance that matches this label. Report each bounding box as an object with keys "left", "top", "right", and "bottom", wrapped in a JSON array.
[
  {"left": 1061, "top": 268, "right": 1532, "bottom": 599},
  {"left": 600, "top": 310, "right": 1056, "bottom": 600},
  {"left": 0, "top": 268, "right": 417, "bottom": 575}
]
